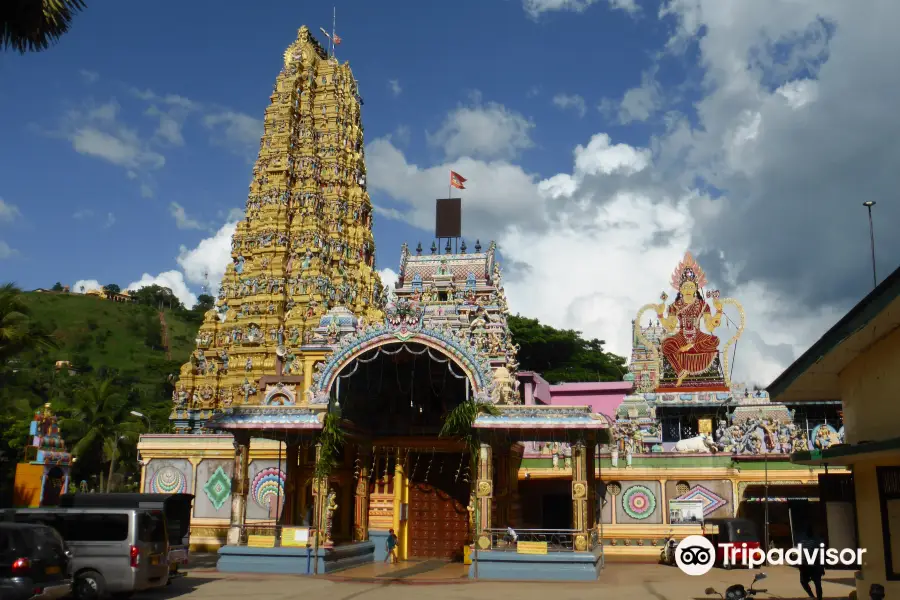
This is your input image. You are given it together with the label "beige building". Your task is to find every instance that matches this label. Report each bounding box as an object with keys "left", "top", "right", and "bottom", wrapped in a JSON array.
[{"left": 770, "top": 264, "right": 900, "bottom": 599}]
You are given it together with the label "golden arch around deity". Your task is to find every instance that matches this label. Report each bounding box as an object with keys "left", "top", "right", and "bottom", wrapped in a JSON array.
[{"left": 635, "top": 252, "right": 744, "bottom": 392}]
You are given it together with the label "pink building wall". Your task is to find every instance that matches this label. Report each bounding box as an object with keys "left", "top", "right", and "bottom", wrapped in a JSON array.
[{"left": 516, "top": 372, "right": 632, "bottom": 420}]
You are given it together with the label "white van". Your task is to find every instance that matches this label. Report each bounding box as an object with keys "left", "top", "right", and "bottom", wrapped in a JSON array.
[{"left": 3, "top": 508, "right": 169, "bottom": 600}]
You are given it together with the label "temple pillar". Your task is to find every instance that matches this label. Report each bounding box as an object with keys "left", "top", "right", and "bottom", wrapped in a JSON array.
[
  {"left": 495, "top": 446, "right": 510, "bottom": 527},
  {"left": 509, "top": 443, "right": 525, "bottom": 527},
  {"left": 475, "top": 443, "right": 493, "bottom": 551},
  {"left": 226, "top": 432, "right": 251, "bottom": 545},
  {"left": 354, "top": 445, "right": 371, "bottom": 541},
  {"left": 572, "top": 441, "right": 590, "bottom": 552},
  {"left": 283, "top": 444, "right": 299, "bottom": 526},
  {"left": 585, "top": 439, "right": 596, "bottom": 529},
  {"left": 392, "top": 449, "right": 407, "bottom": 559}
]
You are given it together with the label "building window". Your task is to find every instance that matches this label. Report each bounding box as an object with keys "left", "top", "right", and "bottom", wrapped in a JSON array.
[{"left": 877, "top": 467, "right": 900, "bottom": 580}]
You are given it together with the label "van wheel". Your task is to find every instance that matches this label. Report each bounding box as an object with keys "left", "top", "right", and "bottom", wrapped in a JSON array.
[{"left": 74, "top": 570, "right": 106, "bottom": 600}]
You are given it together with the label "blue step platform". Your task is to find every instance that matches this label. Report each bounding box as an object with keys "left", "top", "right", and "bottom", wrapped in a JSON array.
[
  {"left": 468, "top": 549, "right": 603, "bottom": 581},
  {"left": 217, "top": 541, "right": 375, "bottom": 575}
]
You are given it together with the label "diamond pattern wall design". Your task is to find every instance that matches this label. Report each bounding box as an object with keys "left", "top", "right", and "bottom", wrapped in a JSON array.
[{"left": 674, "top": 484, "right": 727, "bottom": 515}]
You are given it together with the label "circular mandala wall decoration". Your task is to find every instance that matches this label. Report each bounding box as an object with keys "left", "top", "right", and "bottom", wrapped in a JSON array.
[
  {"left": 622, "top": 485, "right": 656, "bottom": 520},
  {"left": 151, "top": 466, "right": 188, "bottom": 494}
]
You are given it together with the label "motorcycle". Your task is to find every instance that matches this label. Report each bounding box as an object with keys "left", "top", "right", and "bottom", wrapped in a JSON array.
[
  {"left": 705, "top": 572, "right": 768, "bottom": 599},
  {"left": 660, "top": 531, "right": 677, "bottom": 566}
]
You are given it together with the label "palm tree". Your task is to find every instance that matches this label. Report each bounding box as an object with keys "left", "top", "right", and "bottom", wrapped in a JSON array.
[
  {"left": 1, "top": 0, "right": 87, "bottom": 53},
  {"left": 0, "top": 283, "right": 56, "bottom": 369},
  {"left": 62, "top": 378, "right": 141, "bottom": 492},
  {"left": 439, "top": 399, "right": 501, "bottom": 469}
]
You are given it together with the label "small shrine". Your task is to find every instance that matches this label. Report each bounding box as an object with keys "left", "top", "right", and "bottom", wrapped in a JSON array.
[{"left": 13, "top": 403, "right": 72, "bottom": 507}]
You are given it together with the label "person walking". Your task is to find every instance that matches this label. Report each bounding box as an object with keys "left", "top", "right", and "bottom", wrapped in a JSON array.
[
  {"left": 798, "top": 528, "right": 825, "bottom": 600},
  {"left": 384, "top": 528, "right": 398, "bottom": 564}
]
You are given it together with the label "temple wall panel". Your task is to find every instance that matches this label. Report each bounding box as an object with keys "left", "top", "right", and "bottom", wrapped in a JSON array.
[
  {"left": 143, "top": 459, "right": 192, "bottom": 495},
  {"left": 193, "top": 459, "right": 234, "bottom": 519},
  {"left": 664, "top": 479, "right": 733, "bottom": 520},
  {"left": 614, "top": 481, "right": 662, "bottom": 524}
]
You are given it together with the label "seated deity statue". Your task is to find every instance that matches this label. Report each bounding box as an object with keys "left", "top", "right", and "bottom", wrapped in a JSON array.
[{"left": 637, "top": 252, "right": 743, "bottom": 391}]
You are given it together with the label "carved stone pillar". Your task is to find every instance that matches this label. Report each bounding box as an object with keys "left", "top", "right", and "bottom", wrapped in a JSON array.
[
  {"left": 226, "top": 432, "right": 251, "bottom": 545},
  {"left": 354, "top": 445, "right": 372, "bottom": 541},
  {"left": 475, "top": 443, "right": 493, "bottom": 551},
  {"left": 571, "top": 441, "right": 590, "bottom": 552}
]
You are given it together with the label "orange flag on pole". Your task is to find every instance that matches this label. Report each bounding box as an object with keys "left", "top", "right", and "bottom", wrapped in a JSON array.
[{"left": 450, "top": 171, "right": 467, "bottom": 190}]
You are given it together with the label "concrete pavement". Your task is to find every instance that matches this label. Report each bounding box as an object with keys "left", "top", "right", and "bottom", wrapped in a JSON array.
[{"left": 149, "top": 561, "right": 857, "bottom": 600}]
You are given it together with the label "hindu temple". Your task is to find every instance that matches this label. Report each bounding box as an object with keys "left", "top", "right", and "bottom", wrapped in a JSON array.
[{"left": 137, "top": 25, "right": 848, "bottom": 580}]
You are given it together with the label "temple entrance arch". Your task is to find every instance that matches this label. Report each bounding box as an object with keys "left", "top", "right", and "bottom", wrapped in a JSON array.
[
  {"left": 329, "top": 340, "right": 476, "bottom": 437},
  {"left": 321, "top": 335, "right": 484, "bottom": 559}
]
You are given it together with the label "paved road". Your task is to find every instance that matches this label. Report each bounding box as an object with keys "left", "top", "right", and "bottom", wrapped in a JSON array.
[{"left": 145, "top": 562, "right": 857, "bottom": 600}]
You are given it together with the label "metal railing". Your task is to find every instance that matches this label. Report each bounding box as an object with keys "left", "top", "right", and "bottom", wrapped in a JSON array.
[{"left": 481, "top": 528, "right": 597, "bottom": 552}]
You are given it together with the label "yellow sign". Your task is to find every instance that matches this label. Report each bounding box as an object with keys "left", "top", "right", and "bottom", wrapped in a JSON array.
[
  {"left": 698, "top": 419, "right": 712, "bottom": 434},
  {"left": 247, "top": 535, "right": 275, "bottom": 548},
  {"left": 517, "top": 541, "right": 548, "bottom": 555},
  {"left": 281, "top": 527, "right": 309, "bottom": 547}
]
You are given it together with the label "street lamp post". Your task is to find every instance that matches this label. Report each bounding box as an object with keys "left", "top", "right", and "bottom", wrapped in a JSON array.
[
  {"left": 863, "top": 201, "right": 877, "bottom": 289},
  {"left": 130, "top": 410, "right": 151, "bottom": 432}
]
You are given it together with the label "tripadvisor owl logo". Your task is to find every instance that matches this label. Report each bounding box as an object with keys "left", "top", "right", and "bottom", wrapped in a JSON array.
[
  {"left": 674, "top": 535, "right": 867, "bottom": 575},
  {"left": 675, "top": 535, "right": 716, "bottom": 576}
]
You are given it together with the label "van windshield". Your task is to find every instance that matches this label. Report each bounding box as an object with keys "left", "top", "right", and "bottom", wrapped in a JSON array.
[{"left": 139, "top": 511, "right": 167, "bottom": 544}]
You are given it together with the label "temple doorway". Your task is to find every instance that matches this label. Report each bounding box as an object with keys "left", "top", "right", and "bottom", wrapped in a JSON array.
[{"left": 406, "top": 451, "right": 471, "bottom": 560}]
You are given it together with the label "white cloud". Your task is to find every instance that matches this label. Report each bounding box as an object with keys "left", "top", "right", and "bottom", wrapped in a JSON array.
[
  {"left": 72, "top": 209, "right": 93, "bottom": 220},
  {"left": 0, "top": 241, "right": 16, "bottom": 259},
  {"left": 104, "top": 213, "right": 116, "bottom": 228},
  {"left": 388, "top": 79, "right": 402, "bottom": 97},
  {"left": 522, "top": 0, "right": 637, "bottom": 18},
  {"left": 204, "top": 111, "right": 263, "bottom": 157},
  {"left": 72, "top": 279, "right": 101, "bottom": 293},
  {"left": 226, "top": 207, "right": 245, "bottom": 222},
  {"left": 553, "top": 93, "right": 587, "bottom": 117},
  {"left": 169, "top": 202, "right": 205, "bottom": 230},
  {"left": 176, "top": 220, "right": 238, "bottom": 294},
  {"left": 79, "top": 70, "right": 99, "bottom": 84},
  {"left": 617, "top": 71, "right": 662, "bottom": 123},
  {"left": 146, "top": 106, "right": 185, "bottom": 146},
  {"left": 379, "top": 268, "right": 399, "bottom": 290},
  {"left": 776, "top": 79, "right": 818, "bottom": 109},
  {"left": 127, "top": 271, "right": 197, "bottom": 308},
  {"left": 62, "top": 100, "right": 165, "bottom": 172},
  {"left": 426, "top": 96, "right": 534, "bottom": 160},
  {"left": 0, "top": 198, "right": 21, "bottom": 222}
]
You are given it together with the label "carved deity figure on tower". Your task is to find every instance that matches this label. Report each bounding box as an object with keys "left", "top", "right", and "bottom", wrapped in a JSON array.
[{"left": 634, "top": 252, "right": 745, "bottom": 391}]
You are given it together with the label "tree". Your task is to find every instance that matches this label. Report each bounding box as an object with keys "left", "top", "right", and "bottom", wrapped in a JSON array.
[
  {"left": 193, "top": 294, "right": 215, "bottom": 313},
  {"left": 129, "top": 284, "right": 184, "bottom": 311},
  {"left": 0, "top": 283, "right": 56, "bottom": 369},
  {"left": 61, "top": 378, "right": 140, "bottom": 492},
  {"left": 508, "top": 314, "right": 627, "bottom": 383},
  {"left": 51, "top": 282, "right": 63, "bottom": 292},
  {"left": 102, "top": 283, "right": 121, "bottom": 295},
  {"left": 1, "top": 0, "right": 87, "bottom": 54}
]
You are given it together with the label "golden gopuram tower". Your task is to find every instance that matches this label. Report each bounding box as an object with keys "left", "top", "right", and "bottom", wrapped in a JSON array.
[{"left": 171, "top": 26, "right": 384, "bottom": 433}]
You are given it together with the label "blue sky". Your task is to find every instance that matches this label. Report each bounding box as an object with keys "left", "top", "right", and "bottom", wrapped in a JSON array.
[
  {"left": 0, "top": 0, "right": 667, "bottom": 292},
  {"left": 2, "top": 1, "right": 898, "bottom": 385}
]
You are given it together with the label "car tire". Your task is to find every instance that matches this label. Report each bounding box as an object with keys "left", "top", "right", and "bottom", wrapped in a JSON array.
[{"left": 74, "top": 570, "right": 106, "bottom": 600}]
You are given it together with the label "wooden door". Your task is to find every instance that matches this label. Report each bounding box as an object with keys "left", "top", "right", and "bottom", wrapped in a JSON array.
[{"left": 407, "top": 482, "right": 470, "bottom": 560}]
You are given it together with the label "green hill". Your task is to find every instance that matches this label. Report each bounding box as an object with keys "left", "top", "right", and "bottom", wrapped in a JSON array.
[{"left": 21, "top": 292, "right": 196, "bottom": 372}]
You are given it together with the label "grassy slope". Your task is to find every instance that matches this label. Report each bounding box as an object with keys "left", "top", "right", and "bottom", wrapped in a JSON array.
[{"left": 21, "top": 292, "right": 195, "bottom": 372}]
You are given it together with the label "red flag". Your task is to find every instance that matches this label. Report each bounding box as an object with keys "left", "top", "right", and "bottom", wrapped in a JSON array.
[
  {"left": 450, "top": 171, "right": 467, "bottom": 190},
  {"left": 333, "top": 33, "right": 342, "bottom": 45}
]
